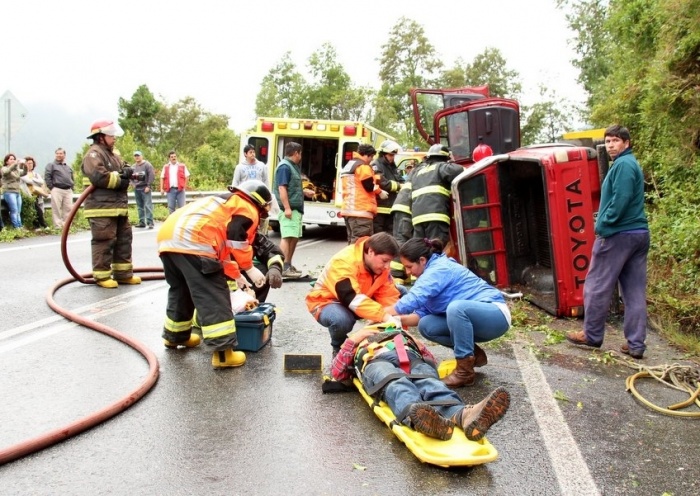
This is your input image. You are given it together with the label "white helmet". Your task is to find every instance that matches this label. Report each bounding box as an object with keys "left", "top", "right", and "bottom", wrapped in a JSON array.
[{"left": 379, "top": 140, "right": 401, "bottom": 154}]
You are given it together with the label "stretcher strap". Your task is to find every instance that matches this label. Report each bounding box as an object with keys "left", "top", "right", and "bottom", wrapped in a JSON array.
[{"left": 394, "top": 334, "right": 411, "bottom": 374}]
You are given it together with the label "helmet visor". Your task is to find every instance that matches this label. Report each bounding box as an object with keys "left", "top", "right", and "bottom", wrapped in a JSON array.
[{"left": 101, "top": 123, "right": 124, "bottom": 137}]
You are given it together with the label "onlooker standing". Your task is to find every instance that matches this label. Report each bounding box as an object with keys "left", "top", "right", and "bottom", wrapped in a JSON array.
[
  {"left": 159, "top": 151, "right": 190, "bottom": 215},
  {"left": 233, "top": 144, "right": 278, "bottom": 233},
  {"left": 44, "top": 147, "right": 74, "bottom": 230},
  {"left": 339, "top": 144, "right": 380, "bottom": 244},
  {"left": 131, "top": 151, "right": 155, "bottom": 229},
  {"left": 1, "top": 153, "right": 27, "bottom": 228},
  {"left": 20, "top": 156, "right": 50, "bottom": 229},
  {"left": 272, "top": 141, "right": 314, "bottom": 278},
  {"left": 81, "top": 119, "right": 140, "bottom": 289},
  {"left": 372, "top": 140, "right": 404, "bottom": 235},
  {"left": 566, "top": 125, "right": 650, "bottom": 359}
]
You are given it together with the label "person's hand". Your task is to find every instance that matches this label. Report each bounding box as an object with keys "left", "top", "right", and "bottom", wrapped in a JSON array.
[
  {"left": 382, "top": 313, "right": 403, "bottom": 329},
  {"left": 235, "top": 275, "right": 249, "bottom": 290},
  {"left": 266, "top": 266, "right": 283, "bottom": 288},
  {"left": 303, "top": 188, "right": 315, "bottom": 199},
  {"left": 245, "top": 267, "right": 266, "bottom": 288},
  {"left": 284, "top": 207, "right": 293, "bottom": 219},
  {"left": 350, "top": 327, "right": 379, "bottom": 344},
  {"left": 378, "top": 190, "right": 389, "bottom": 200}
]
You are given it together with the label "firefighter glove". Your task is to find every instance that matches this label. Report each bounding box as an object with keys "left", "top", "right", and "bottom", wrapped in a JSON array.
[
  {"left": 267, "top": 266, "right": 283, "bottom": 289},
  {"left": 120, "top": 166, "right": 134, "bottom": 180},
  {"left": 235, "top": 275, "right": 249, "bottom": 290},
  {"left": 378, "top": 190, "right": 389, "bottom": 200},
  {"left": 245, "top": 267, "right": 266, "bottom": 288}
]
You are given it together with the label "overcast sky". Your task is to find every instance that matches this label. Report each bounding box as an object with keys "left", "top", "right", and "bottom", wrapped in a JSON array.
[{"left": 1, "top": 0, "right": 582, "bottom": 161}]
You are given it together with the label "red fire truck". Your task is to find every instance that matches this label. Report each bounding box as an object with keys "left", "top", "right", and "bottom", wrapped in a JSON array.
[{"left": 411, "top": 88, "right": 603, "bottom": 317}]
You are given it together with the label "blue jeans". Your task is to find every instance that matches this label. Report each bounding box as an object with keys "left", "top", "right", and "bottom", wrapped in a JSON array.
[
  {"left": 3, "top": 192, "right": 22, "bottom": 228},
  {"left": 134, "top": 189, "right": 154, "bottom": 226},
  {"left": 583, "top": 232, "right": 650, "bottom": 353},
  {"left": 361, "top": 351, "right": 463, "bottom": 423},
  {"left": 418, "top": 300, "right": 509, "bottom": 358},
  {"left": 166, "top": 188, "right": 185, "bottom": 214},
  {"left": 317, "top": 285, "right": 408, "bottom": 351}
]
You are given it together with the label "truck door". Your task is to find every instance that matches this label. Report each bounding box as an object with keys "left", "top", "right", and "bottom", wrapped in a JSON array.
[
  {"left": 241, "top": 134, "right": 272, "bottom": 174},
  {"left": 410, "top": 86, "right": 490, "bottom": 145}
]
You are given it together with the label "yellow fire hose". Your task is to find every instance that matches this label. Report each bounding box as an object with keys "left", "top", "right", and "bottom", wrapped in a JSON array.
[{"left": 618, "top": 354, "right": 700, "bottom": 417}]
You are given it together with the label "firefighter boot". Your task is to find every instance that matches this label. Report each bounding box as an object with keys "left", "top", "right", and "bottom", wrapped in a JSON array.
[
  {"left": 452, "top": 387, "right": 510, "bottom": 441},
  {"left": 442, "top": 356, "right": 476, "bottom": 388},
  {"left": 407, "top": 404, "right": 454, "bottom": 440},
  {"left": 212, "top": 349, "right": 246, "bottom": 369},
  {"left": 96, "top": 279, "right": 118, "bottom": 289},
  {"left": 474, "top": 344, "right": 488, "bottom": 367},
  {"left": 116, "top": 276, "right": 142, "bottom": 285},
  {"left": 164, "top": 334, "right": 202, "bottom": 349}
]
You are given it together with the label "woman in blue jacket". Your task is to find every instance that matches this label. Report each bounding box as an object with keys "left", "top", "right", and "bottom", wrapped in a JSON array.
[{"left": 386, "top": 237, "right": 510, "bottom": 387}]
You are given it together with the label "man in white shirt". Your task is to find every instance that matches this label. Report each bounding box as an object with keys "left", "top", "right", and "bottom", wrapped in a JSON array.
[{"left": 159, "top": 151, "right": 190, "bottom": 214}]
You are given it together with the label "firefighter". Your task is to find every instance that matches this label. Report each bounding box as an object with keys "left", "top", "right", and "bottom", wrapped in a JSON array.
[
  {"left": 390, "top": 179, "right": 413, "bottom": 284},
  {"left": 372, "top": 139, "right": 404, "bottom": 235},
  {"left": 81, "top": 119, "right": 141, "bottom": 288},
  {"left": 339, "top": 144, "right": 381, "bottom": 244},
  {"left": 157, "top": 180, "right": 272, "bottom": 369},
  {"left": 411, "top": 144, "right": 464, "bottom": 247}
]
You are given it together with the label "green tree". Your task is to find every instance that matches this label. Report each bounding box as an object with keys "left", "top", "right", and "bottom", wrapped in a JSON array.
[
  {"left": 376, "top": 17, "right": 444, "bottom": 143},
  {"left": 521, "top": 85, "right": 579, "bottom": 145},
  {"left": 254, "top": 52, "right": 309, "bottom": 118},
  {"left": 460, "top": 47, "right": 522, "bottom": 99},
  {"left": 118, "top": 85, "right": 163, "bottom": 147}
]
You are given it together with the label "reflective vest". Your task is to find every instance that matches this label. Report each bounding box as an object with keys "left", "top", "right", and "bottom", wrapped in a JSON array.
[
  {"left": 162, "top": 164, "right": 187, "bottom": 191},
  {"left": 411, "top": 159, "right": 464, "bottom": 226},
  {"left": 306, "top": 237, "right": 400, "bottom": 323},
  {"left": 157, "top": 193, "right": 260, "bottom": 280},
  {"left": 340, "top": 159, "right": 378, "bottom": 219}
]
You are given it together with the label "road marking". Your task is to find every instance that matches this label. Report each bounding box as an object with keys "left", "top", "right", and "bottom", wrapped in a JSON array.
[
  {"left": 0, "top": 282, "right": 166, "bottom": 353},
  {"left": 513, "top": 344, "right": 600, "bottom": 496}
]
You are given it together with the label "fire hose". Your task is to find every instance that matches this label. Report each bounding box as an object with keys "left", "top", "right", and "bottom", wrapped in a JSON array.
[{"left": 0, "top": 185, "right": 164, "bottom": 465}]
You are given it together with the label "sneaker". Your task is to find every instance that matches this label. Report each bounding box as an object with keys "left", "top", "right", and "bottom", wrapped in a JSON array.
[
  {"left": 164, "top": 334, "right": 202, "bottom": 349},
  {"left": 565, "top": 330, "right": 602, "bottom": 349},
  {"left": 456, "top": 387, "right": 510, "bottom": 441},
  {"left": 134, "top": 224, "right": 146, "bottom": 228},
  {"left": 407, "top": 404, "right": 454, "bottom": 440},
  {"left": 621, "top": 343, "right": 644, "bottom": 359},
  {"left": 212, "top": 349, "right": 246, "bottom": 368},
  {"left": 282, "top": 267, "right": 302, "bottom": 279}
]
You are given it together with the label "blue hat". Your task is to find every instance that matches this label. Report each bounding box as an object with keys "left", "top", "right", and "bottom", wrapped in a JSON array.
[{"left": 134, "top": 151, "right": 143, "bottom": 156}]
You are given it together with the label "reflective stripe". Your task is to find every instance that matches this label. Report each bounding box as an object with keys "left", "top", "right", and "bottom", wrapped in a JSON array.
[
  {"left": 158, "top": 239, "right": 217, "bottom": 255},
  {"left": 84, "top": 207, "right": 129, "bottom": 218},
  {"left": 267, "top": 254, "right": 284, "bottom": 268},
  {"left": 348, "top": 293, "right": 369, "bottom": 312},
  {"left": 93, "top": 269, "right": 112, "bottom": 280},
  {"left": 230, "top": 240, "right": 250, "bottom": 250},
  {"left": 202, "top": 319, "right": 236, "bottom": 339},
  {"left": 340, "top": 208, "right": 373, "bottom": 219},
  {"left": 164, "top": 316, "right": 193, "bottom": 333},
  {"left": 391, "top": 204, "right": 411, "bottom": 215},
  {"left": 107, "top": 171, "right": 121, "bottom": 189},
  {"left": 376, "top": 206, "right": 392, "bottom": 215},
  {"left": 111, "top": 262, "right": 133, "bottom": 271},
  {"left": 412, "top": 184, "right": 450, "bottom": 199},
  {"left": 412, "top": 212, "right": 451, "bottom": 224}
]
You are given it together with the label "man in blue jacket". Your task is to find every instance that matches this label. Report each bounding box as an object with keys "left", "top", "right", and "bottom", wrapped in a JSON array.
[{"left": 566, "top": 125, "right": 649, "bottom": 359}]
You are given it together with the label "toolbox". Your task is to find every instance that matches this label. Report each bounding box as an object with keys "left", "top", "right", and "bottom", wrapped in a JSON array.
[{"left": 233, "top": 302, "right": 277, "bottom": 352}]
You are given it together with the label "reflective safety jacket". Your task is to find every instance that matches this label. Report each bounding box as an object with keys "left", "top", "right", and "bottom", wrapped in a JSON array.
[
  {"left": 306, "top": 237, "right": 400, "bottom": 323},
  {"left": 411, "top": 159, "right": 464, "bottom": 226},
  {"left": 340, "top": 158, "right": 378, "bottom": 219},
  {"left": 81, "top": 144, "right": 129, "bottom": 218},
  {"left": 157, "top": 193, "right": 260, "bottom": 280},
  {"left": 372, "top": 155, "right": 404, "bottom": 215}
]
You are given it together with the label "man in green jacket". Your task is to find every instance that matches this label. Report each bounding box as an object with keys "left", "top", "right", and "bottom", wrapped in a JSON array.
[{"left": 566, "top": 125, "right": 649, "bottom": 359}]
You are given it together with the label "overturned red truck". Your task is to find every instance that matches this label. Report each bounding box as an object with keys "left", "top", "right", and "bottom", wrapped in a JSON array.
[{"left": 410, "top": 87, "right": 603, "bottom": 317}]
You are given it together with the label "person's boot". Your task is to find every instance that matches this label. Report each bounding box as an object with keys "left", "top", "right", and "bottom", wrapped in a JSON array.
[
  {"left": 96, "top": 279, "right": 118, "bottom": 289},
  {"left": 212, "top": 349, "right": 246, "bottom": 369},
  {"left": 407, "top": 404, "right": 454, "bottom": 440},
  {"left": 452, "top": 387, "right": 510, "bottom": 441},
  {"left": 474, "top": 344, "right": 488, "bottom": 367},
  {"left": 442, "top": 356, "right": 476, "bottom": 388},
  {"left": 164, "top": 334, "right": 202, "bottom": 349},
  {"left": 116, "top": 276, "right": 142, "bottom": 285}
]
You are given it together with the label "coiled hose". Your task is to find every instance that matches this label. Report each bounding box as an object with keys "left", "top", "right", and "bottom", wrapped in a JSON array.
[{"left": 0, "top": 185, "right": 164, "bottom": 465}]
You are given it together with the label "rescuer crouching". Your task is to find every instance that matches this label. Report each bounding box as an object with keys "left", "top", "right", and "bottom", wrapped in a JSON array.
[{"left": 157, "top": 180, "right": 274, "bottom": 369}]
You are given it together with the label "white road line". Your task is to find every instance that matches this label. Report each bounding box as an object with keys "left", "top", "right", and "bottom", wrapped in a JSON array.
[
  {"left": 513, "top": 344, "right": 600, "bottom": 496},
  {"left": 0, "top": 282, "right": 166, "bottom": 352}
]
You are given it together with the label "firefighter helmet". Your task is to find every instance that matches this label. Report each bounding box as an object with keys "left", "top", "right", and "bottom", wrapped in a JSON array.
[
  {"left": 427, "top": 144, "right": 451, "bottom": 159},
  {"left": 87, "top": 119, "right": 124, "bottom": 139},
  {"left": 228, "top": 180, "right": 273, "bottom": 218},
  {"left": 379, "top": 140, "right": 401, "bottom": 154}
]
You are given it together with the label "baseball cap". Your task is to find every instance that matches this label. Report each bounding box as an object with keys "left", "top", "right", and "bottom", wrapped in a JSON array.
[{"left": 134, "top": 151, "right": 143, "bottom": 156}]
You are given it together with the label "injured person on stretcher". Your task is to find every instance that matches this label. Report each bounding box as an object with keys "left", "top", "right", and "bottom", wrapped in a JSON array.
[{"left": 330, "top": 325, "right": 510, "bottom": 441}]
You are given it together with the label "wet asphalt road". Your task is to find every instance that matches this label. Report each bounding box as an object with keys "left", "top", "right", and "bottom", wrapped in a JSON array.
[{"left": 0, "top": 225, "right": 698, "bottom": 495}]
